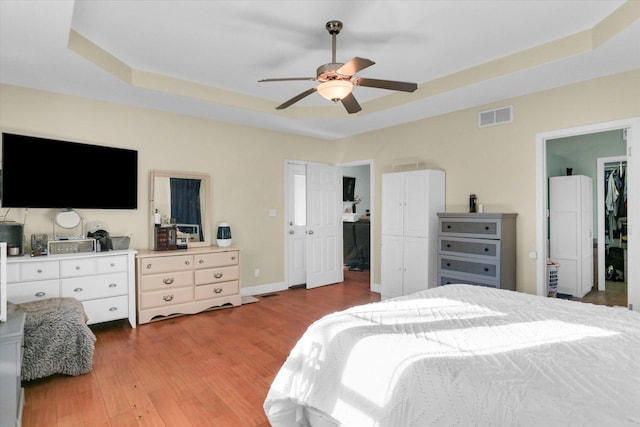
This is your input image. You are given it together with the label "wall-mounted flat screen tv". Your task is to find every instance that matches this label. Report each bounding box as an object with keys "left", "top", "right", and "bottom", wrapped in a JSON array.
[{"left": 1, "top": 132, "right": 138, "bottom": 209}]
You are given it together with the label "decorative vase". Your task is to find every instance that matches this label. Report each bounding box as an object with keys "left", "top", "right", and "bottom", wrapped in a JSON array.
[{"left": 216, "top": 223, "right": 232, "bottom": 247}]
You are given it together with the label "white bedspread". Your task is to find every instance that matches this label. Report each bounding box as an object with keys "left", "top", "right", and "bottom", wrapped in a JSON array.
[{"left": 264, "top": 284, "right": 640, "bottom": 426}]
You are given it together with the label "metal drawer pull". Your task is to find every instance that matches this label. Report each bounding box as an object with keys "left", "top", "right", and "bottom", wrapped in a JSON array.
[
  {"left": 484, "top": 268, "right": 489, "bottom": 272},
  {"left": 231, "top": 256, "right": 237, "bottom": 260},
  {"left": 163, "top": 277, "right": 175, "bottom": 285},
  {"left": 485, "top": 226, "right": 490, "bottom": 230},
  {"left": 37, "top": 269, "right": 43, "bottom": 273},
  {"left": 484, "top": 248, "right": 489, "bottom": 252},
  {"left": 35, "top": 291, "right": 46, "bottom": 297},
  {"left": 446, "top": 244, "right": 451, "bottom": 248},
  {"left": 76, "top": 265, "right": 81, "bottom": 270},
  {"left": 110, "top": 263, "right": 115, "bottom": 267},
  {"left": 446, "top": 225, "right": 451, "bottom": 229},
  {"left": 214, "top": 287, "right": 223, "bottom": 294},
  {"left": 147, "top": 263, "right": 152, "bottom": 269},
  {"left": 108, "top": 283, "right": 117, "bottom": 288},
  {"left": 74, "top": 287, "right": 83, "bottom": 292},
  {"left": 109, "top": 307, "right": 118, "bottom": 312},
  {"left": 446, "top": 263, "right": 451, "bottom": 267},
  {"left": 163, "top": 294, "right": 174, "bottom": 302},
  {"left": 185, "top": 260, "right": 190, "bottom": 265},
  {"left": 214, "top": 272, "right": 223, "bottom": 279},
  {"left": 199, "top": 259, "right": 204, "bottom": 264}
]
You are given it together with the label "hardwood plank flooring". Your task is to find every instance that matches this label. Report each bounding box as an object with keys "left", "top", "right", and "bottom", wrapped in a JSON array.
[{"left": 20, "top": 269, "right": 377, "bottom": 427}]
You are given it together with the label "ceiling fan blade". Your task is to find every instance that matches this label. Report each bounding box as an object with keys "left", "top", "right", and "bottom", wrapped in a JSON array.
[
  {"left": 341, "top": 93, "right": 362, "bottom": 114},
  {"left": 337, "top": 57, "right": 375, "bottom": 76},
  {"left": 276, "top": 87, "right": 318, "bottom": 110},
  {"left": 353, "top": 77, "right": 417, "bottom": 92},
  {"left": 259, "top": 77, "right": 316, "bottom": 82}
]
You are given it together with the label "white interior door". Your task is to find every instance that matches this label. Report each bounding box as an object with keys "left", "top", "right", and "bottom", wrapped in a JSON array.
[
  {"left": 286, "top": 161, "right": 342, "bottom": 289},
  {"left": 286, "top": 162, "right": 307, "bottom": 287},
  {"left": 305, "top": 162, "right": 343, "bottom": 288}
]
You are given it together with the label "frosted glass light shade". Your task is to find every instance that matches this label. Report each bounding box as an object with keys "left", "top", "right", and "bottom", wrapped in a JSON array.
[{"left": 317, "top": 80, "right": 353, "bottom": 101}]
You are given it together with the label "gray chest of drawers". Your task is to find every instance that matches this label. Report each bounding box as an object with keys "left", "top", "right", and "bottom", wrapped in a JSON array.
[{"left": 437, "top": 213, "right": 517, "bottom": 290}]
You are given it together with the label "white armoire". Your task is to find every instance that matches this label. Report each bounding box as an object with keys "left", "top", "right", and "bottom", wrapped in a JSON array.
[
  {"left": 381, "top": 169, "right": 445, "bottom": 299},
  {"left": 549, "top": 175, "right": 593, "bottom": 298}
]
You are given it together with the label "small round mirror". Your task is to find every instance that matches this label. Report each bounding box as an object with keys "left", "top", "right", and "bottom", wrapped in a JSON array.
[{"left": 55, "top": 209, "right": 82, "bottom": 229}]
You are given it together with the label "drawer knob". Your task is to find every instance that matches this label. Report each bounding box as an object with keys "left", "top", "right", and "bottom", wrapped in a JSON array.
[
  {"left": 214, "top": 272, "right": 223, "bottom": 279},
  {"left": 37, "top": 269, "right": 43, "bottom": 274},
  {"left": 185, "top": 260, "right": 190, "bottom": 265},
  {"left": 231, "top": 256, "right": 237, "bottom": 260},
  {"left": 446, "top": 263, "right": 451, "bottom": 267},
  {"left": 163, "top": 277, "right": 175, "bottom": 285},
  {"left": 108, "top": 283, "right": 117, "bottom": 288},
  {"left": 214, "top": 287, "right": 223, "bottom": 294},
  {"left": 484, "top": 248, "right": 489, "bottom": 252},
  {"left": 35, "top": 291, "right": 46, "bottom": 297},
  {"left": 163, "top": 294, "right": 174, "bottom": 302},
  {"left": 147, "top": 263, "right": 153, "bottom": 269},
  {"left": 109, "top": 307, "right": 118, "bottom": 312},
  {"left": 110, "top": 263, "right": 115, "bottom": 267},
  {"left": 74, "top": 287, "right": 83, "bottom": 292},
  {"left": 446, "top": 244, "right": 451, "bottom": 248},
  {"left": 199, "top": 259, "right": 204, "bottom": 264},
  {"left": 484, "top": 268, "right": 489, "bottom": 272},
  {"left": 75, "top": 265, "right": 81, "bottom": 270},
  {"left": 446, "top": 225, "right": 451, "bottom": 229},
  {"left": 485, "top": 226, "right": 489, "bottom": 230}
]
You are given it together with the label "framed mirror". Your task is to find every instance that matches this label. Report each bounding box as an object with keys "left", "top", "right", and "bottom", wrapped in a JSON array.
[{"left": 149, "top": 170, "right": 211, "bottom": 248}]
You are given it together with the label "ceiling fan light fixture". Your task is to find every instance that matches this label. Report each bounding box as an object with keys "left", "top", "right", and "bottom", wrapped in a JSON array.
[{"left": 317, "top": 80, "right": 353, "bottom": 102}]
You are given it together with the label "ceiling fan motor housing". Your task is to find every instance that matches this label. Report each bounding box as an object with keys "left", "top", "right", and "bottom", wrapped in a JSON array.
[{"left": 316, "top": 63, "right": 347, "bottom": 82}]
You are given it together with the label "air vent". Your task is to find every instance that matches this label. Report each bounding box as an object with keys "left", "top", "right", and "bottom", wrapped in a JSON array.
[{"left": 479, "top": 106, "right": 513, "bottom": 127}]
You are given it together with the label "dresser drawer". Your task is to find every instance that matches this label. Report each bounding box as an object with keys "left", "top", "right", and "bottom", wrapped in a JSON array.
[
  {"left": 438, "top": 273, "right": 499, "bottom": 288},
  {"left": 97, "top": 255, "right": 128, "bottom": 274},
  {"left": 195, "top": 280, "right": 239, "bottom": 301},
  {"left": 140, "top": 270, "right": 193, "bottom": 291},
  {"left": 7, "top": 280, "right": 60, "bottom": 303},
  {"left": 83, "top": 295, "right": 129, "bottom": 325},
  {"left": 195, "top": 251, "right": 239, "bottom": 269},
  {"left": 15, "top": 261, "right": 59, "bottom": 282},
  {"left": 60, "top": 258, "right": 98, "bottom": 278},
  {"left": 6, "top": 263, "right": 19, "bottom": 283},
  {"left": 140, "top": 287, "right": 193, "bottom": 309},
  {"left": 438, "top": 237, "right": 500, "bottom": 259},
  {"left": 61, "top": 272, "right": 128, "bottom": 301},
  {"left": 140, "top": 255, "right": 193, "bottom": 275},
  {"left": 439, "top": 218, "right": 502, "bottom": 239},
  {"left": 438, "top": 255, "right": 499, "bottom": 279},
  {"left": 194, "top": 265, "right": 239, "bottom": 285}
]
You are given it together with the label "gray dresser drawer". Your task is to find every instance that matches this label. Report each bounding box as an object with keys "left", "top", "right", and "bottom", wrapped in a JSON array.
[
  {"left": 439, "top": 218, "right": 501, "bottom": 239},
  {"left": 438, "top": 237, "right": 500, "bottom": 259},
  {"left": 438, "top": 274, "right": 499, "bottom": 288},
  {"left": 438, "top": 254, "right": 499, "bottom": 280}
]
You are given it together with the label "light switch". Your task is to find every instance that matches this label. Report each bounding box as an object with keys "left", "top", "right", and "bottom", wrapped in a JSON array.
[{"left": 268, "top": 209, "right": 277, "bottom": 217}]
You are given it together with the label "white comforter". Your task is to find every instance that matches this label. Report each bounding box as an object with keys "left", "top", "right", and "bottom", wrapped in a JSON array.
[{"left": 264, "top": 284, "right": 640, "bottom": 426}]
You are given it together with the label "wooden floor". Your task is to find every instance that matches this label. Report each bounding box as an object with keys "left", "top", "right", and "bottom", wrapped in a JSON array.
[
  {"left": 20, "top": 270, "right": 627, "bottom": 426},
  {"left": 20, "top": 269, "right": 378, "bottom": 427},
  {"left": 573, "top": 280, "right": 628, "bottom": 307}
]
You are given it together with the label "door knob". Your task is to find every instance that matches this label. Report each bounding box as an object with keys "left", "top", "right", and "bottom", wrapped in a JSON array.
[
  {"left": 308, "top": 230, "right": 314, "bottom": 235},
  {"left": 289, "top": 230, "right": 295, "bottom": 234}
]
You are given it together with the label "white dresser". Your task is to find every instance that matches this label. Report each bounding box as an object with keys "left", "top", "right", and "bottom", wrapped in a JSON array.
[
  {"left": 6, "top": 250, "right": 137, "bottom": 328},
  {"left": 136, "top": 246, "right": 241, "bottom": 324}
]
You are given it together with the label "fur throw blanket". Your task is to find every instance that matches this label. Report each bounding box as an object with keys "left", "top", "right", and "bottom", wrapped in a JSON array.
[{"left": 8, "top": 298, "right": 97, "bottom": 381}]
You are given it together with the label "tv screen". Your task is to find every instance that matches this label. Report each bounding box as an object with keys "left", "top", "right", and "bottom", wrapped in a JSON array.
[{"left": 1, "top": 133, "right": 138, "bottom": 209}]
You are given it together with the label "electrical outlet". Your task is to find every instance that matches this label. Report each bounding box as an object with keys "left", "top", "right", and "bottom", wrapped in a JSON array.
[{"left": 254, "top": 268, "right": 260, "bottom": 277}]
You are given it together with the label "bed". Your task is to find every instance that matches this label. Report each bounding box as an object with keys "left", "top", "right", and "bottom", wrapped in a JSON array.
[{"left": 264, "top": 284, "right": 640, "bottom": 426}]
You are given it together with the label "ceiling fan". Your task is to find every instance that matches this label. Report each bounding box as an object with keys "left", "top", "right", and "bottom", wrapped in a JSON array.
[{"left": 258, "top": 20, "right": 418, "bottom": 114}]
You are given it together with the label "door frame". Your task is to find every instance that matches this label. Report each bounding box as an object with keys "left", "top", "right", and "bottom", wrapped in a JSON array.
[
  {"left": 536, "top": 117, "right": 639, "bottom": 310},
  {"left": 338, "top": 159, "right": 376, "bottom": 292}
]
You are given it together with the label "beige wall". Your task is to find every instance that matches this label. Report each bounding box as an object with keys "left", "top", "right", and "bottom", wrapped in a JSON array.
[
  {"left": 336, "top": 70, "right": 640, "bottom": 294},
  {"left": 1, "top": 69, "right": 639, "bottom": 294}
]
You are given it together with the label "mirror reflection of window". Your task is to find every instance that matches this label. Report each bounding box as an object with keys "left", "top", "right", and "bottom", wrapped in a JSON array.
[
  {"left": 170, "top": 178, "right": 203, "bottom": 241},
  {"left": 294, "top": 174, "right": 306, "bottom": 226}
]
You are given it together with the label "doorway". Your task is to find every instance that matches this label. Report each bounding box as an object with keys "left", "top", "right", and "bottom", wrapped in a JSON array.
[{"left": 536, "top": 118, "right": 639, "bottom": 310}]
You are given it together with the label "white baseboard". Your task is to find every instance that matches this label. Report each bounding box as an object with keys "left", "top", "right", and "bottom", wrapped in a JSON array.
[{"left": 241, "top": 281, "right": 288, "bottom": 296}]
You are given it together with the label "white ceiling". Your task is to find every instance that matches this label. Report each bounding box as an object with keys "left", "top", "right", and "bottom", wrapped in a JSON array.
[{"left": 1, "top": 1, "right": 639, "bottom": 140}]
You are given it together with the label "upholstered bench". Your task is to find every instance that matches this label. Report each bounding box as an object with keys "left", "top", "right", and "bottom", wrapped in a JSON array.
[{"left": 7, "top": 297, "right": 96, "bottom": 381}]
